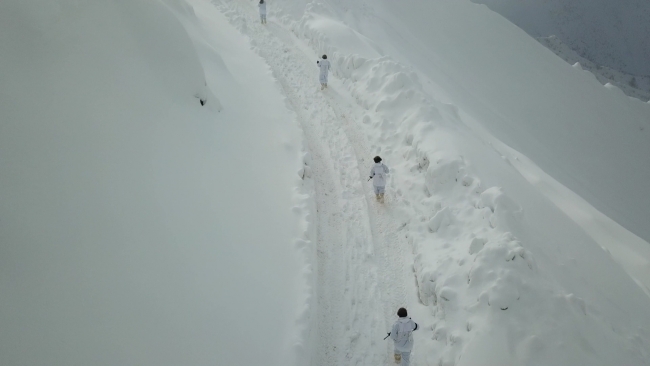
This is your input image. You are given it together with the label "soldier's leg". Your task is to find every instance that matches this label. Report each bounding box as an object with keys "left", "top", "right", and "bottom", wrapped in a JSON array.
[{"left": 400, "top": 352, "right": 410, "bottom": 366}]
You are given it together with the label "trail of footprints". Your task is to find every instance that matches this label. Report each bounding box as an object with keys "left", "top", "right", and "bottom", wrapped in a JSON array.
[{"left": 216, "top": 2, "right": 389, "bottom": 364}]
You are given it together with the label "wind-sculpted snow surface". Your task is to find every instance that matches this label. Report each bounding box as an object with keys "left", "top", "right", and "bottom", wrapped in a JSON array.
[
  {"left": 0, "top": 1, "right": 307, "bottom": 365},
  {"left": 220, "top": 0, "right": 650, "bottom": 364}
]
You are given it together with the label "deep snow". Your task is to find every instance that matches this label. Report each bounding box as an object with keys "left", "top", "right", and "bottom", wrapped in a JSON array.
[
  {"left": 1, "top": 1, "right": 306, "bottom": 365},
  {"left": 2, "top": 0, "right": 650, "bottom": 365}
]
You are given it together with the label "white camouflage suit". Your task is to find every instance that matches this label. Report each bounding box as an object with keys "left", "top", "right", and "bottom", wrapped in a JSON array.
[
  {"left": 391, "top": 317, "right": 418, "bottom": 366},
  {"left": 370, "top": 162, "right": 389, "bottom": 194},
  {"left": 258, "top": 1, "right": 266, "bottom": 23},
  {"left": 317, "top": 58, "right": 330, "bottom": 84}
]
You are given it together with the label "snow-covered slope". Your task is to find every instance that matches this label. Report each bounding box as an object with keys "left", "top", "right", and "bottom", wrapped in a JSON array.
[
  {"left": 471, "top": 0, "right": 650, "bottom": 101},
  {"left": 0, "top": 1, "right": 307, "bottom": 365},
  {"left": 537, "top": 36, "right": 650, "bottom": 102},
  {"left": 360, "top": 0, "right": 650, "bottom": 246},
  {"left": 3, "top": 0, "right": 650, "bottom": 365},
  {"left": 471, "top": 0, "right": 650, "bottom": 76}
]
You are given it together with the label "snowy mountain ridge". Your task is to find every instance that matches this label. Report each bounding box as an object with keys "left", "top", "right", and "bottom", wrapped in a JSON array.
[
  {"left": 472, "top": 0, "right": 650, "bottom": 101},
  {"left": 472, "top": 0, "right": 650, "bottom": 76},
  {"left": 537, "top": 35, "right": 650, "bottom": 102}
]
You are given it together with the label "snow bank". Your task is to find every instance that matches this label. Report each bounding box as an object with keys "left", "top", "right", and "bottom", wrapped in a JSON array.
[
  {"left": 262, "top": 0, "right": 650, "bottom": 364},
  {"left": 371, "top": 0, "right": 650, "bottom": 247},
  {"left": 0, "top": 1, "right": 307, "bottom": 365}
]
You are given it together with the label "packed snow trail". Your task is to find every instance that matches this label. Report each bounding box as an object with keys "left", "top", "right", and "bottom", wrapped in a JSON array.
[{"left": 216, "top": 1, "right": 427, "bottom": 365}]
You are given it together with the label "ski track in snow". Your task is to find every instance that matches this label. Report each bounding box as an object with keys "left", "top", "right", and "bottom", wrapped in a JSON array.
[{"left": 215, "top": 1, "right": 417, "bottom": 365}]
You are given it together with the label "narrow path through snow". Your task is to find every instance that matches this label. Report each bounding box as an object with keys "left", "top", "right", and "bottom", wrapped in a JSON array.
[{"left": 215, "top": 1, "right": 425, "bottom": 364}]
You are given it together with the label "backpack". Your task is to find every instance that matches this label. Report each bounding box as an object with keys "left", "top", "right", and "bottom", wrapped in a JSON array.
[{"left": 374, "top": 164, "right": 385, "bottom": 179}]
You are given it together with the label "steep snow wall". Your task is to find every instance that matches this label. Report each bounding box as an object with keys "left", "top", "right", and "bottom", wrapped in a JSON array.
[
  {"left": 0, "top": 1, "right": 306, "bottom": 365},
  {"left": 0, "top": 0, "right": 213, "bottom": 106},
  {"left": 366, "top": 0, "right": 650, "bottom": 246}
]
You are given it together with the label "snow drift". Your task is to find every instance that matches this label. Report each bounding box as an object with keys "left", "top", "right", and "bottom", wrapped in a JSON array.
[{"left": 0, "top": 1, "right": 306, "bottom": 365}]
